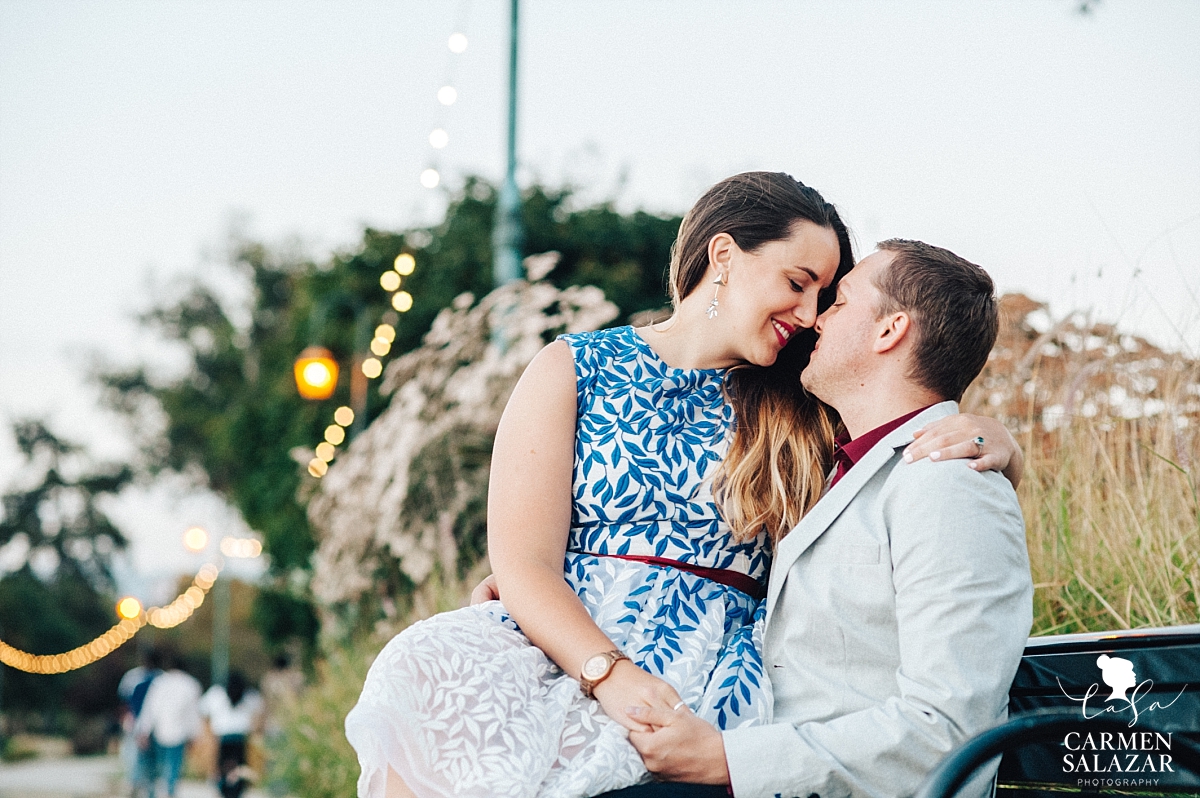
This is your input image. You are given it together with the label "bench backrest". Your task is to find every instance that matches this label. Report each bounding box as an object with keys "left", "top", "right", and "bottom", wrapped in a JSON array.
[{"left": 999, "top": 624, "right": 1200, "bottom": 796}]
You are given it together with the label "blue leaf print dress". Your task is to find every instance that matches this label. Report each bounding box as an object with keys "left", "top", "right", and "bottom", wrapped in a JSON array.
[{"left": 345, "top": 325, "right": 772, "bottom": 798}]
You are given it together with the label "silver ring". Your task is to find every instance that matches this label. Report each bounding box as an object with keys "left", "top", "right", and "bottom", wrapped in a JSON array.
[
  {"left": 672, "top": 701, "right": 686, "bottom": 711},
  {"left": 973, "top": 436, "right": 985, "bottom": 458}
]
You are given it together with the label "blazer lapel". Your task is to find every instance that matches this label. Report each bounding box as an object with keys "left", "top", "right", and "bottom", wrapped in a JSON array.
[{"left": 764, "top": 401, "right": 959, "bottom": 620}]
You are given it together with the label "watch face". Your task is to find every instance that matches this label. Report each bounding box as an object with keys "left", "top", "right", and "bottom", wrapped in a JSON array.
[{"left": 581, "top": 655, "right": 609, "bottom": 680}]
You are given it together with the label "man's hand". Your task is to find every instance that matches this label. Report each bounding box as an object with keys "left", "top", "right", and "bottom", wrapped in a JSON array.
[
  {"left": 470, "top": 574, "right": 500, "bottom": 605},
  {"left": 627, "top": 705, "right": 731, "bottom": 785}
]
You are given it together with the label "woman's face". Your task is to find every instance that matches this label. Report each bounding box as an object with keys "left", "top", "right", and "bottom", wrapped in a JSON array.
[{"left": 716, "top": 220, "right": 842, "bottom": 367}]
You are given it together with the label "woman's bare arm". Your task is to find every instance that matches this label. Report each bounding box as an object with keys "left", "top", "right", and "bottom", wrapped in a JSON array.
[{"left": 487, "top": 341, "right": 681, "bottom": 731}]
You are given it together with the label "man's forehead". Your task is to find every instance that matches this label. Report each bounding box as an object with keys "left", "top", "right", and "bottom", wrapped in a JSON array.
[{"left": 844, "top": 250, "right": 893, "bottom": 290}]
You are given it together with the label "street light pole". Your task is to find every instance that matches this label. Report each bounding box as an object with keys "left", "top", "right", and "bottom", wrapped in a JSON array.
[
  {"left": 211, "top": 574, "right": 230, "bottom": 688},
  {"left": 492, "top": 0, "right": 522, "bottom": 287}
]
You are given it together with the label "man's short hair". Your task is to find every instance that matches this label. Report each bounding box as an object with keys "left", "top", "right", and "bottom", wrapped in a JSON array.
[{"left": 873, "top": 239, "right": 999, "bottom": 401}]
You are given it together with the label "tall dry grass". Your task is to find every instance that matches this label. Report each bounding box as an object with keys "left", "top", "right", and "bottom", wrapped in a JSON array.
[
  {"left": 1020, "top": 412, "right": 1199, "bottom": 634},
  {"left": 965, "top": 294, "right": 1200, "bottom": 635}
]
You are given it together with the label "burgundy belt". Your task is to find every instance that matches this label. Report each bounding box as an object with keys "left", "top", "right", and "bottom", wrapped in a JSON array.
[{"left": 595, "top": 552, "right": 765, "bottom": 601}]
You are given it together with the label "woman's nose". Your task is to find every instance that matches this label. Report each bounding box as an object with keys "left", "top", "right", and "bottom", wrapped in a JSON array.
[{"left": 793, "top": 293, "right": 819, "bottom": 329}]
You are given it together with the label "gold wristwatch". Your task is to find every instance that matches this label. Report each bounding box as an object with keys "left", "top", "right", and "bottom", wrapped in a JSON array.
[{"left": 578, "top": 650, "right": 629, "bottom": 698}]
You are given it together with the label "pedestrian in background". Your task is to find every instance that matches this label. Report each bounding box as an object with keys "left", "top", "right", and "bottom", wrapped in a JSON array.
[
  {"left": 200, "top": 670, "right": 264, "bottom": 798},
  {"left": 135, "top": 648, "right": 202, "bottom": 798},
  {"left": 118, "top": 648, "right": 161, "bottom": 797}
]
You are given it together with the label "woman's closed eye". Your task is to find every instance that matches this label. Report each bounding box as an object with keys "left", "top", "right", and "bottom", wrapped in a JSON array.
[{"left": 789, "top": 279, "right": 804, "bottom": 293}]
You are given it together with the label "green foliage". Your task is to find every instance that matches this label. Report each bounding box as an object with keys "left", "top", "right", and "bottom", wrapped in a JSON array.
[
  {"left": 0, "top": 420, "right": 130, "bottom": 590},
  {"left": 99, "top": 178, "right": 682, "bottom": 651},
  {"left": 268, "top": 642, "right": 373, "bottom": 798},
  {"left": 0, "top": 420, "right": 134, "bottom": 719}
]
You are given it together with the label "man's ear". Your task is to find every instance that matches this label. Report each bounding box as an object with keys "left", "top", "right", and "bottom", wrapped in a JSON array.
[
  {"left": 706, "top": 233, "right": 735, "bottom": 281},
  {"left": 873, "top": 312, "right": 911, "bottom": 354}
]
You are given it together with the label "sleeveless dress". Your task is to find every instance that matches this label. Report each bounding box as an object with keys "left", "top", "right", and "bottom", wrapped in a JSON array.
[{"left": 345, "top": 325, "right": 773, "bottom": 798}]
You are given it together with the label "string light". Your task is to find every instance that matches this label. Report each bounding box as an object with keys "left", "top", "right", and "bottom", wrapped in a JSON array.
[
  {"left": 437, "top": 86, "right": 457, "bottom": 106},
  {"left": 315, "top": 442, "right": 337, "bottom": 462},
  {"left": 391, "top": 291, "right": 414, "bottom": 313},
  {"left": 183, "top": 526, "right": 209, "bottom": 552},
  {"left": 219, "top": 537, "right": 263, "bottom": 559},
  {"left": 0, "top": 562, "right": 223, "bottom": 674},
  {"left": 370, "top": 337, "right": 392, "bottom": 357},
  {"left": 334, "top": 406, "right": 355, "bottom": 427},
  {"left": 380, "top": 271, "right": 402, "bottom": 291},
  {"left": 420, "top": 168, "right": 441, "bottom": 189},
  {"left": 394, "top": 254, "right": 416, "bottom": 275},
  {"left": 362, "top": 357, "right": 383, "bottom": 379},
  {"left": 324, "top": 425, "right": 346, "bottom": 446},
  {"left": 429, "top": 129, "right": 449, "bottom": 149},
  {"left": 448, "top": 32, "right": 468, "bottom": 53}
]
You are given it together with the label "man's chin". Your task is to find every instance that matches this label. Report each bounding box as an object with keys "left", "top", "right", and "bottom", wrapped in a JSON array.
[{"left": 800, "top": 368, "right": 824, "bottom": 399}]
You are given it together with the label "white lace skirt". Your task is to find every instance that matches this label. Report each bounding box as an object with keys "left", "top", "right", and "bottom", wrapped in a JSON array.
[{"left": 345, "top": 556, "right": 771, "bottom": 798}]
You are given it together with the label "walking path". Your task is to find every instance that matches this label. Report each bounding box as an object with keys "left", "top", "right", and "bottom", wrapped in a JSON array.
[{"left": 0, "top": 755, "right": 269, "bottom": 798}]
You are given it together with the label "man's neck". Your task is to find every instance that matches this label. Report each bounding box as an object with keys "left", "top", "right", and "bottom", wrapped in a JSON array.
[{"left": 836, "top": 382, "right": 943, "bottom": 440}]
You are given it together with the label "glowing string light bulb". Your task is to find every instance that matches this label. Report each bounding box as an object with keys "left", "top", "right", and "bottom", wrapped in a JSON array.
[
  {"left": 448, "top": 32, "right": 468, "bottom": 53},
  {"left": 392, "top": 291, "right": 414, "bottom": 313},
  {"left": 437, "top": 86, "right": 457, "bottom": 106},
  {"left": 394, "top": 254, "right": 415, "bottom": 275},
  {"left": 420, "top": 169, "right": 441, "bottom": 189}
]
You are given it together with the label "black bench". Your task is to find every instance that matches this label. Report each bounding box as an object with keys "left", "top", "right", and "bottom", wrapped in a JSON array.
[{"left": 918, "top": 624, "right": 1200, "bottom": 798}]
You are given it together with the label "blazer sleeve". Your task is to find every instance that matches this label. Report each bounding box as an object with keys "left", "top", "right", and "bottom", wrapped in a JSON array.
[{"left": 724, "top": 460, "right": 1033, "bottom": 798}]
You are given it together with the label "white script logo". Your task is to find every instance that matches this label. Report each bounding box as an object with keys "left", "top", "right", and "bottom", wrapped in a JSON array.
[{"left": 1057, "top": 654, "right": 1187, "bottom": 728}]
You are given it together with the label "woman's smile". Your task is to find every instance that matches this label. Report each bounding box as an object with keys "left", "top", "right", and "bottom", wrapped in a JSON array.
[{"left": 771, "top": 317, "right": 796, "bottom": 348}]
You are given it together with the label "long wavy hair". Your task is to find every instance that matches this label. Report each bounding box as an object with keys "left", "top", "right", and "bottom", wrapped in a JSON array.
[{"left": 667, "top": 172, "right": 854, "bottom": 543}]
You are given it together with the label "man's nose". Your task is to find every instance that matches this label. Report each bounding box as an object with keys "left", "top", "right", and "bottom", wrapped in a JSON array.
[{"left": 813, "top": 307, "right": 829, "bottom": 335}]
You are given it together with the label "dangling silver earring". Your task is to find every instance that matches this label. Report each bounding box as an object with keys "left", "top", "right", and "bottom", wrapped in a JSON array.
[{"left": 707, "top": 274, "right": 725, "bottom": 319}]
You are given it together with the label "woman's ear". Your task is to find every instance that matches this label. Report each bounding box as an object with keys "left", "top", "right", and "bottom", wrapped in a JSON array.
[
  {"left": 706, "top": 233, "right": 735, "bottom": 282},
  {"left": 872, "top": 312, "right": 911, "bottom": 354}
]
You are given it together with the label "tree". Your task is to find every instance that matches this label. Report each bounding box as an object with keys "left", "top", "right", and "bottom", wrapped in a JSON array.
[
  {"left": 99, "top": 178, "right": 683, "bottom": 650},
  {"left": 0, "top": 420, "right": 132, "bottom": 720}
]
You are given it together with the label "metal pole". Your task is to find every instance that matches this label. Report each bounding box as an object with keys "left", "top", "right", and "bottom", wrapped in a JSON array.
[
  {"left": 211, "top": 574, "right": 230, "bottom": 687},
  {"left": 491, "top": 0, "right": 522, "bottom": 287}
]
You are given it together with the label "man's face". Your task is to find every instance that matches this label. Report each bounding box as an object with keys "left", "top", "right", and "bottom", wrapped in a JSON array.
[{"left": 800, "top": 250, "right": 895, "bottom": 403}]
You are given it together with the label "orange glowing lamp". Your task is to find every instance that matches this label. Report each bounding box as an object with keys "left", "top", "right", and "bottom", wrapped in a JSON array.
[{"left": 293, "top": 346, "right": 339, "bottom": 400}]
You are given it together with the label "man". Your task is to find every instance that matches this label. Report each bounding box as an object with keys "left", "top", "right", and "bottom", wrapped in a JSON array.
[
  {"left": 620, "top": 240, "right": 1033, "bottom": 798},
  {"left": 118, "top": 648, "right": 162, "bottom": 797},
  {"left": 135, "top": 648, "right": 203, "bottom": 798}
]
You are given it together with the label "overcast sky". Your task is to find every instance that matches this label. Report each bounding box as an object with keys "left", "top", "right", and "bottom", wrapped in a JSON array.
[{"left": 1, "top": 0, "right": 1198, "bottom": 585}]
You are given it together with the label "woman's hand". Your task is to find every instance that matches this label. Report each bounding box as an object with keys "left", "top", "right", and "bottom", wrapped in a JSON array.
[
  {"left": 902, "top": 413, "right": 1024, "bottom": 488},
  {"left": 590, "top": 660, "right": 684, "bottom": 733},
  {"left": 470, "top": 574, "right": 500, "bottom": 605}
]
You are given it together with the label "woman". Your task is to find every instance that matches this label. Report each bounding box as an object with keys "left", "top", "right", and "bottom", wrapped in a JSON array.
[
  {"left": 199, "top": 670, "right": 264, "bottom": 798},
  {"left": 345, "top": 172, "right": 1020, "bottom": 798}
]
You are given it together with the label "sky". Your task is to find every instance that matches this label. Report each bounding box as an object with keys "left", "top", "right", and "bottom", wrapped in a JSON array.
[{"left": 1, "top": 0, "right": 1198, "bottom": 587}]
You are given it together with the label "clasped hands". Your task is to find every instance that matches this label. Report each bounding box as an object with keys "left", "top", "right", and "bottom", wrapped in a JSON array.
[{"left": 470, "top": 576, "right": 730, "bottom": 785}]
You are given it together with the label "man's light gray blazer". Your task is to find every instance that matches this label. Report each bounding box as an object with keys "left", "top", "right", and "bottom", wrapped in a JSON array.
[{"left": 724, "top": 402, "right": 1033, "bottom": 798}]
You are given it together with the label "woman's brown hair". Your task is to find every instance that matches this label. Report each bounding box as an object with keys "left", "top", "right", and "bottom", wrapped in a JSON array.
[{"left": 668, "top": 172, "right": 855, "bottom": 543}]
